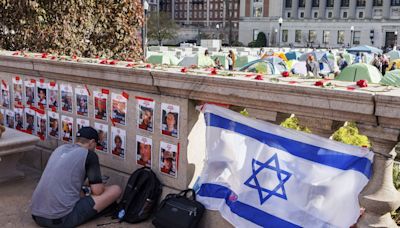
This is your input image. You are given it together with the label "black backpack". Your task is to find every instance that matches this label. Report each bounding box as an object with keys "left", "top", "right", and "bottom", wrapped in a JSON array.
[{"left": 114, "top": 167, "right": 162, "bottom": 223}]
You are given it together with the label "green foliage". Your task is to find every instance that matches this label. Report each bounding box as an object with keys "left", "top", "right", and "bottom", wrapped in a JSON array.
[
  {"left": 392, "top": 162, "right": 400, "bottom": 224},
  {"left": 240, "top": 109, "right": 249, "bottom": 117},
  {"left": 0, "top": 0, "right": 144, "bottom": 60},
  {"left": 280, "top": 117, "right": 312, "bottom": 133},
  {"left": 248, "top": 32, "right": 266, "bottom": 47},
  {"left": 231, "top": 40, "right": 244, "bottom": 47},
  {"left": 147, "top": 12, "right": 178, "bottom": 45},
  {"left": 332, "top": 122, "right": 371, "bottom": 148}
]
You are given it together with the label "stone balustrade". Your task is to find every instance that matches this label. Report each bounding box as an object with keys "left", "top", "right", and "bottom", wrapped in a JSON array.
[{"left": 0, "top": 54, "right": 399, "bottom": 227}]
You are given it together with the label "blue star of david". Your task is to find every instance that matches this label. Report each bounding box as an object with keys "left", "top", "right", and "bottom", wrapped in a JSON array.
[{"left": 244, "top": 153, "right": 292, "bottom": 205}]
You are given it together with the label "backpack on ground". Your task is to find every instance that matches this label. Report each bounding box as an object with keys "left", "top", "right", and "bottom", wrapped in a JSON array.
[
  {"left": 114, "top": 167, "right": 162, "bottom": 223},
  {"left": 152, "top": 189, "right": 205, "bottom": 228}
]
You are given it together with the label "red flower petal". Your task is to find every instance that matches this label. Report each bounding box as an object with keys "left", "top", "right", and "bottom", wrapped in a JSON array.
[
  {"left": 245, "top": 73, "right": 255, "bottom": 77},
  {"left": 210, "top": 68, "right": 217, "bottom": 75},
  {"left": 181, "top": 67, "right": 188, "bottom": 73},
  {"left": 288, "top": 81, "right": 297, "bottom": 84},
  {"left": 254, "top": 75, "right": 263, "bottom": 80},
  {"left": 126, "top": 63, "right": 134, "bottom": 67},
  {"left": 99, "top": 59, "right": 108, "bottom": 64},
  {"left": 146, "top": 64, "right": 152, "bottom": 68},
  {"left": 109, "top": 60, "right": 117, "bottom": 65},
  {"left": 347, "top": 86, "right": 356, "bottom": 91},
  {"left": 281, "top": 71, "right": 290, "bottom": 77},
  {"left": 314, "top": 81, "right": 324, "bottom": 86},
  {"left": 356, "top": 80, "right": 368, "bottom": 88},
  {"left": 50, "top": 56, "right": 56, "bottom": 60}
]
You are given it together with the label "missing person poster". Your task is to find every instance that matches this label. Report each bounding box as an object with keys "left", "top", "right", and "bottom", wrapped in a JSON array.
[
  {"left": 25, "top": 107, "right": 36, "bottom": 135},
  {"left": 37, "top": 80, "right": 47, "bottom": 108},
  {"left": 111, "top": 92, "right": 127, "bottom": 126},
  {"left": 111, "top": 127, "right": 126, "bottom": 159},
  {"left": 48, "top": 82, "right": 58, "bottom": 110},
  {"left": 136, "top": 135, "right": 152, "bottom": 168},
  {"left": 1, "top": 80, "right": 10, "bottom": 109},
  {"left": 13, "top": 77, "right": 23, "bottom": 105},
  {"left": 61, "top": 115, "right": 73, "bottom": 143},
  {"left": 76, "top": 118, "right": 90, "bottom": 131},
  {"left": 75, "top": 87, "right": 89, "bottom": 117},
  {"left": 159, "top": 141, "right": 178, "bottom": 178},
  {"left": 161, "top": 103, "right": 180, "bottom": 138},
  {"left": 14, "top": 107, "right": 24, "bottom": 131},
  {"left": 95, "top": 122, "right": 108, "bottom": 153},
  {"left": 94, "top": 90, "right": 108, "bottom": 121},
  {"left": 60, "top": 84, "right": 73, "bottom": 113},
  {"left": 36, "top": 110, "right": 47, "bottom": 140},
  {"left": 5, "top": 109, "right": 15, "bottom": 128},
  {"left": 24, "top": 79, "right": 35, "bottom": 106},
  {"left": 48, "top": 111, "right": 59, "bottom": 139},
  {"left": 136, "top": 97, "right": 154, "bottom": 133}
]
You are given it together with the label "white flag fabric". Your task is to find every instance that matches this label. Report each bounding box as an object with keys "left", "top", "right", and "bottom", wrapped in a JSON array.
[{"left": 196, "top": 104, "right": 373, "bottom": 228}]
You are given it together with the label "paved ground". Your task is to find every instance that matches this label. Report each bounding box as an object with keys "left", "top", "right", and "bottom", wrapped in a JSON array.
[{"left": 0, "top": 165, "right": 152, "bottom": 228}]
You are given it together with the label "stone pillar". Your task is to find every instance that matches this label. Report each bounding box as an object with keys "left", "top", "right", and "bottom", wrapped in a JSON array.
[
  {"left": 364, "top": 0, "right": 373, "bottom": 19},
  {"left": 383, "top": 0, "right": 391, "bottom": 19},
  {"left": 319, "top": 0, "right": 327, "bottom": 19},
  {"left": 348, "top": 0, "right": 357, "bottom": 19},
  {"left": 333, "top": 0, "right": 341, "bottom": 19},
  {"left": 356, "top": 125, "right": 400, "bottom": 227},
  {"left": 291, "top": 0, "right": 299, "bottom": 19},
  {"left": 305, "top": 0, "right": 312, "bottom": 18},
  {"left": 207, "top": 0, "right": 210, "bottom": 26}
]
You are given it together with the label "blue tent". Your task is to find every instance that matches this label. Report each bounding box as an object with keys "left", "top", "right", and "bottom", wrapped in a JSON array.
[
  {"left": 299, "top": 51, "right": 326, "bottom": 62},
  {"left": 285, "top": 51, "right": 302, "bottom": 61},
  {"left": 346, "top": 45, "right": 383, "bottom": 54}
]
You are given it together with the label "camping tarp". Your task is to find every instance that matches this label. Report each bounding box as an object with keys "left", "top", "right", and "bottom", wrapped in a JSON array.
[
  {"left": 178, "top": 53, "right": 215, "bottom": 67},
  {"left": 285, "top": 51, "right": 302, "bottom": 61},
  {"left": 387, "top": 50, "right": 400, "bottom": 61},
  {"left": 346, "top": 45, "right": 383, "bottom": 54},
  {"left": 235, "top": 55, "right": 258, "bottom": 68},
  {"left": 380, "top": 69, "right": 400, "bottom": 86},
  {"left": 336, "top": 63, "right": 382, "bottom": 83}
]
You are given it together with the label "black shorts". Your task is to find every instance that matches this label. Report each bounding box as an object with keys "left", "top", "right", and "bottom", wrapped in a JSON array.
[{"left": 32, "top": 196, "right": 98, "bottom": 228}]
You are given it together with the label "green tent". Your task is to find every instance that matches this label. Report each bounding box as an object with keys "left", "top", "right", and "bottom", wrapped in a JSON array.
[
  {"left": 380, "top": 69, "right": 400, "bottom": 86},
  {"left": 336, "top": 63, "right": 382, "bottom": 83},
  {"left": 341, "top": 52, "right": 354, "bottom": 65},
  {"left": 235, "top": 55, "right": 258, "bottom": 68},
  {"left": 147, "top": 53, "right": 180, "bottom": 65},
  {"left": 387, "top": 50, "right": 400, "bottom": 61},
  {"left": 178, "top": 53, "right": 215, "bottom": 67}
]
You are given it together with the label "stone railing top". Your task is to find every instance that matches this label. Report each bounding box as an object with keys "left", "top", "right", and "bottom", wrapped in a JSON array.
[{"left": 1, "top": 52, "right": 400, "bottom": 128}]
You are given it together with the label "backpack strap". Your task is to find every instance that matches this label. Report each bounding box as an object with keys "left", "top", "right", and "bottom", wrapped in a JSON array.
[{"left": 179, "top": 189, "right": 196, "bottom": 201}]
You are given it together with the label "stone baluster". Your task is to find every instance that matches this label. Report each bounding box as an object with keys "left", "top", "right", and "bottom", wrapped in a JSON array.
[
  {"left": 296, "top": 115, "right": 344, "bottom": 138},
  {"left": 357, "top": 125, "right": 400, "bottom": 227}
]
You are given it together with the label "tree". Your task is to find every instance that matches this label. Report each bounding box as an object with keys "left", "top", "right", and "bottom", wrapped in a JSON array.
[
  {"left": 0, "top": 0, "right": 144, "bottom": 60},
  {"left": 147, "top": 12, "right": 178, "bottom": 45},
  {"left": 248, "top": 32, "right": 266, "bottom": 47}
]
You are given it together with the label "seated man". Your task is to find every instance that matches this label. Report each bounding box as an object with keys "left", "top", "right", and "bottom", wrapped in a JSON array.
[{"left": 31, "top": 127, "right": 122, "bottom": 227}]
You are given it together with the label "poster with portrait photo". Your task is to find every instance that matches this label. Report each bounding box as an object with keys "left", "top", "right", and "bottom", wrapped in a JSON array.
[
  {"left": 37, "top": 80, "right": 47, "bottom": 108},
  {"left": 136, "top": 135, "right": 152, "bottom": 168},
  {"left": 111, "top": 127, "right": 126, "bottom": 159},
  {"left": 161, "top": 103, "right": 180, "bottom": 138},
  {"left": 94, "top": 90, "right": 108, "bottom": 121},
  {"left": 0, "top": 109, "right": 4, "bottom": 125},
  {"left": 111, "top": 92, "right": 127, "bottom": 125},
  {"left": 159, "top": 141, "right": 178, "bottom": 178},
  {"left": 75, "top": 87, "right": 89, "bottom": 117},
  {"left": 1, "top": 81, "right": 10, "bottom": 109},
  {"left": 60, "top": 84, "right": 73, "bottom": 113},
  {"left": 48, "top": 82, "right": 58, "bottom": 110},
  {"left": 76, "top": 118, "right": 90, "bottom": 132},
  {"left": 36, "top": 110, "right": 47, "bottom": 140},
  {"left": 48, "top": 111, "right": 59, "bottom": 139},
  {"left": 25, "top": 107, "right": 36, "bottom": 135},
  {"left": 61, "top": 115, "right": 73, "bottom": 143},
  {"left": 5, "top": 109, "right": 15, "bottom": 128},
  {"left": 136, "top": 97, "right": 155, "bottom": 133},
  {"left": 95, "top": 122, "right": 108, "bottom": 153},
  {"left": 24, "top": 79, "right": 35, "bottom": 106},
  {"left": 14, "top": 107, "right": 24, "bottom": 131},
  {"left": 13, "top": 77, "right": 23, "bottom": 105}
]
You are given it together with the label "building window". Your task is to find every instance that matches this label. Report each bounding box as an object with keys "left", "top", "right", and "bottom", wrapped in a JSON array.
[
  {"left": 357, "top": 0, "right": 366, "bottom": 7},
  {"left": 299, "top": 0, "right": 305, "bottom": 7},
  {"left": 312, "top": 0, "right": 319, "bottom": 7},
  {"left": 253, "top": 29, "right": 260, "bottom": 41},
  {"left": 337, "top": 30, "right": 345, "bottom": 44},
  {"left": 326, "top": 0, "right": 334, "bottom": 7},
  {"left": 328, "top": 11, "right": 333, "bottom": 18},
  {"left": 358, "top": 11, "right": 364, "bottom": 18},
  {"left": 323, "top": 31, "right": 330, "bottom": 44},
  {"left": 392, "top": 0, "right": 400, "bottom": 6},
  {"left": 282, "top": 30, "right": 288, "bottom": 42},
  {"left": 253, "top": 0, "right": 263, "bottom": 17},
  {"left": 341, "top": 0, "right": 349, "bottom": 7},
  {"left": 210, "top": 3, "right": 213, "bottom": 9},
  {"left": 300, "top": 12, "right": 305, "bottom": 18},
  {"left": 309, "top": 30, "right": 317, "bottom": 43},
  {"left": 285, "top": 0, "right": 292, "bottom": 8},
  {"left": 287, "top": 12, "right": 292, "bottom": 18},
  {"left": 353, "top": 31, "right": 361, "bottom": 44},
  {"left": 314, "top": 12, "right": 318, "bottom": 18},
  {"left": 295, "top": 30, "right": 302, "bottom": 42},
  {"left": 343, "top": 11, "right": 348, "bottom": 18},
  {"left": 373, "top": 0, "right": 383, "bottom": 6}
]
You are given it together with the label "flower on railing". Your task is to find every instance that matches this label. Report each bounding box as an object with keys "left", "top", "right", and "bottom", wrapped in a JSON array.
[
  {"left": 210, "top": 68, "right": 217, "bottom": 75},
  {"left": 99, "top": 59, "right": 108, "bottom": 64},
  {"left": 356, "top": 80, "right": 368, "bottom": 88},
  {"left": 314, "top": 80, "right": 324, "bottom": 87},
  {"left": 254, "top": 74, "right": 263, "bottom": 80},
  {"left": 41, "top": 53, "right": 48, "bottom": 59},
  {"left": 126, "top": 63, "right": 134, "bottom": 67},
  {"left": 109, "top": 60, "right": 118, "bottom": 65},
  {"left": 12, "top": 51, "right": 20, "bottom": 56},
  {"left": 189, "top": 64, "right": 198, "bottom": 69},
  {"left": 146, "top": 64, "right": 152, "bottom": 68},
  {"left": 281, "top": 71, "right": 290, "bottom": 77},
  {"left": 181, "top": 67, "right": 188, "bottom": 73}
]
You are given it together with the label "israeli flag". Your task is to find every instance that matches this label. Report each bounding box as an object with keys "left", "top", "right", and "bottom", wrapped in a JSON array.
[{"left": 196, "top": 104, "right": 373, "bottom": 228}]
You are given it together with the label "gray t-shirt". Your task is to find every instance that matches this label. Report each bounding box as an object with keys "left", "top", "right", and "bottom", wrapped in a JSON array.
[{"left": 31, "top": 144, "right": 88, "bottom": 219}]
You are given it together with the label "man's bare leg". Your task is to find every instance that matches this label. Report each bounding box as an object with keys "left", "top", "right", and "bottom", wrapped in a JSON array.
[{"left": 92, "top": 185, "right": 122, "bottom": 212}]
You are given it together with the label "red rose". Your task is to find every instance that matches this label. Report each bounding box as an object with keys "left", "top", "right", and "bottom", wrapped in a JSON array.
[
  {"left": 41, "top": 53, "right": 48, "bottom": 59},
  {"left": 99, "top": 59, "right": 108, "bottom": 64},
  {"left": 210, "top": 68, "right": 217, "bottom": 75},
  {"left": 288, "top": 81, "right": 297, "bottom": 84},
  {"left": 181, "top": 67, "right": 188, "bottom": 73},
  {"left": 50, "top": 56, "right": 56, "bottom": 60},
  {"left": 254, "top": 75, "right": 263, "bottom": 80},
  {"left": 314, "top": 81, "right": 324, "bottom": 87},
  {"left": 146, "top": 64, "right": 152, "bottom": 68},
  {"left": 12, "top": 52, "right": 19, "bottom": 56},
  {"left": 356, "top": 80, "right": 368, "bottom": 88},
  {"left": 281, "top": 71, "right": 290, "bottom": 77},
  {"left": 72, "top": 55, "right": 77, "bottom": 60},
  {"left": 126, "top": 58, "right": 133, "bottom": 62},
  {"left": 109, "top": 60, "right": 117, "bottom": 65},
  {"left": 126, "top": 63, "right": 134, "bottom": 67}
]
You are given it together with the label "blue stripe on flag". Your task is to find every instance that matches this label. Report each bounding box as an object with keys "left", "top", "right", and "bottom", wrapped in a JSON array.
[
  {"left": 205, "top": 113, "right": 372, "bottom": 178},
  {"left": 198, "top": 183, "right": 302, "bottom": 228}
]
